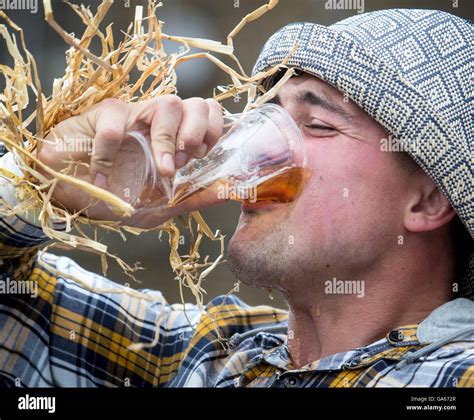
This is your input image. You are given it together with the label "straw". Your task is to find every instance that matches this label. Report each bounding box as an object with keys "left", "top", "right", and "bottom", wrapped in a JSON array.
[{"left": 0, "top": 0, "right": 294, "bottom": 350}]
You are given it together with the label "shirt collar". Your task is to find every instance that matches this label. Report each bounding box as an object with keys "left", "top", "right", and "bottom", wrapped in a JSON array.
[
  {"left": 262, "top": 323, "right": 422, "bottom": 373},
  {"left": 246, "top": 297, "right": 474, "bottom": 374}
]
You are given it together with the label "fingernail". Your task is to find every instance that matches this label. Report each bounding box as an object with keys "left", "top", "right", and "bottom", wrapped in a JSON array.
[
  {"left": 94, "top": 172, "right": 107, "bottom": 189},
  {"left": 195, "top": 144, "right": 207, "bottom": 159},
  {"left": 175, "top": 151, "right": 188, "bottom": 169},
  {"left": 161, "top": 152, "right": 175, "bottom": 175}
]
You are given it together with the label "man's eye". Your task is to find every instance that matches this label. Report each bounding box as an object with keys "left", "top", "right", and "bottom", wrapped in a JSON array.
[{"left": 305, "top": 124, "right": 335, "bottom": 132}]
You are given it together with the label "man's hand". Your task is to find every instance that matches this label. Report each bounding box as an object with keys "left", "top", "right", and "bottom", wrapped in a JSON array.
[{"left": 37, "top": 96, "right": 225, "bottom": 227}]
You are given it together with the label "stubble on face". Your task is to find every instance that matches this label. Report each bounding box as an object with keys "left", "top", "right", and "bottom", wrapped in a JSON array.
[{"left": 227, "top": 205, "right": 320, "bottom": 292}]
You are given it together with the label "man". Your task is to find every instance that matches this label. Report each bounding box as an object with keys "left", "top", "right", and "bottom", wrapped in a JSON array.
[{"left": 0, "top": 9, "right": 472, "bottom": 387}]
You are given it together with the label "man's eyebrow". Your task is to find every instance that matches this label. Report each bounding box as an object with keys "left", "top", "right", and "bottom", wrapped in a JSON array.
[{"left": 272, "top": 91, "right": 354, "bottom": 122}]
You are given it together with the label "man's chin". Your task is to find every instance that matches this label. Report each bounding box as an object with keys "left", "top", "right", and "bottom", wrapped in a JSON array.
[
  {"left": 227, "top": 209, "right": 286, "bottom": 290},
  {"left": 226, "top": 241, "right": 275, "bottom": 290}
]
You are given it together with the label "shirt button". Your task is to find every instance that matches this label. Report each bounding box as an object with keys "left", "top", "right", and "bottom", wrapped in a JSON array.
[
  {"left": 283, "top": 375, "right": 301, "bottom": 388},
  {"left": 389, "top": 329, "right": 404, "bottom": 343}
]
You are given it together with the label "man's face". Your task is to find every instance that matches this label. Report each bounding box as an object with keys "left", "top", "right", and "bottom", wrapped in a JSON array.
[{"left": 227, "top": 74, "right": 416, "bottom": 295}]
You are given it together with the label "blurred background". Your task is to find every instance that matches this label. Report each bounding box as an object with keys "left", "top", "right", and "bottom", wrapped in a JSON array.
[{"left": 0, "top": 0, "right": 471, "bottom": 309}]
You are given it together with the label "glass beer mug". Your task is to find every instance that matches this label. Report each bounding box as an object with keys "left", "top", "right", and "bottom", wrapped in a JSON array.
[{"left": 105, "top": 103, "right": 309, "bottom": 214}]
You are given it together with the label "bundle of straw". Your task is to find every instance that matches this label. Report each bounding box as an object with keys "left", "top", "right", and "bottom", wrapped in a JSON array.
[{"left": 0, "top": 0, "right": 295, "bottom": 348}]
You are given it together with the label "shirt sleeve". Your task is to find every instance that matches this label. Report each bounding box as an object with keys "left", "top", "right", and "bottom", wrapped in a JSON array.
[
  {"left": 0, "top": 152, "right": 201, "bottom": 387},
  {"left": 0, "top": 151, "right": 53, "bottom": 281}
]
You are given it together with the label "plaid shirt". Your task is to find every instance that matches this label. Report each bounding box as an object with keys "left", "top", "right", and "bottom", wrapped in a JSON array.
[{"left": 0, "top": 212, "right": 473, "bottom": 388}]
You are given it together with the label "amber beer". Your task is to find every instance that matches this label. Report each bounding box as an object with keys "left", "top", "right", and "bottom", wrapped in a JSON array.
[
  {"left": 246, "top": 166, "right": 309, "bottom": 203},
  {"left": 169, "top": 165, "right": 309, "bottom": 207}
]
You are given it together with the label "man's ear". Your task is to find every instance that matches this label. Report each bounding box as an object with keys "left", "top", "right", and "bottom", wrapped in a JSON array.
[{"left": 404, "top": 179, "right": 456, "bottom": 233}]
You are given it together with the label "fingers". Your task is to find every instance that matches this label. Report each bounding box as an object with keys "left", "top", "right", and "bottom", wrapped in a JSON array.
[
  {"left": 176, "top": 97, "right": 210, "bottom": 162},
  {"left": 204, "top": 98, "right": 224, "bottom": 151},
  {"left": 175, "top": 98, "right": 224, "bottom": 169},
  {"left": 89, "top": 99, "right": 129, "bottom": 188},
  {"left": 139, "top": 95, "right": 183, "bottom": 177},
  {"left": 90, "top": 96, "right": 224, "bottom": 181},
  {"left": 136, "top": 96, "right": 223, "bottom": 175}
]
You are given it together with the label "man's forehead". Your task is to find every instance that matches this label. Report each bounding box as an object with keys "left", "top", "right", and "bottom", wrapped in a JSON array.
[
  {"left": 281, "top": 74, "right": 339, "bottom": 96},
  {"left": 276, "top": 73, "right": 370, "bottom": 119}
]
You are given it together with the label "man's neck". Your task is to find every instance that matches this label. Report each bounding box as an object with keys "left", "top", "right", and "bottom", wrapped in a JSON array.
[{"left": 284, "top": 240, "right": 455, "bottom": 368}]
